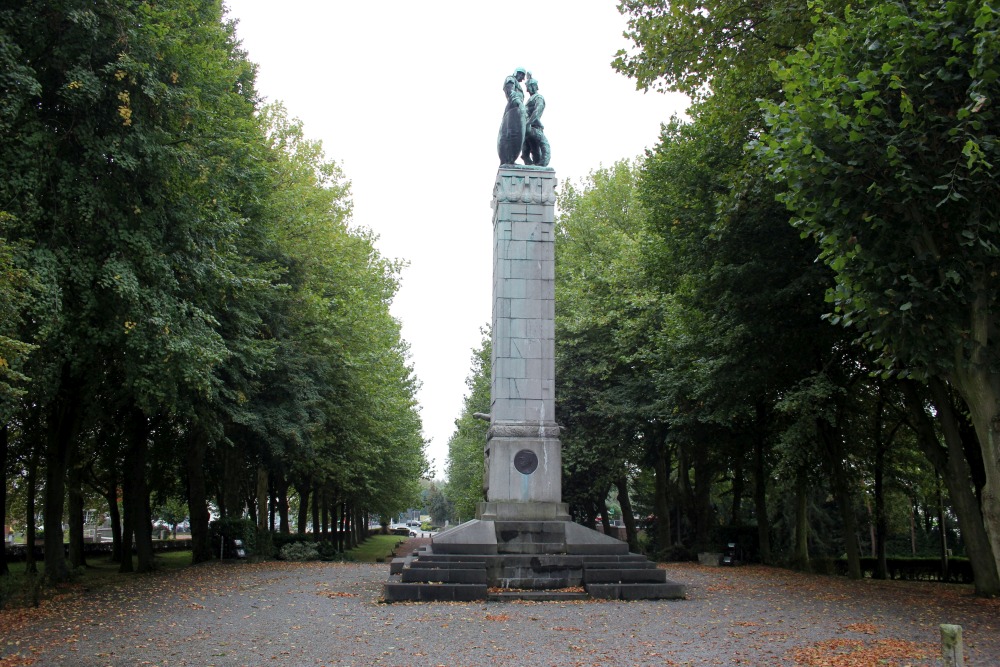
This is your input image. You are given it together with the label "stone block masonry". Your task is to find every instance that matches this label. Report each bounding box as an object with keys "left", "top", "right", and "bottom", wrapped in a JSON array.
[{"left": 485, "top": 167, "right": 562, "bottom": 507}]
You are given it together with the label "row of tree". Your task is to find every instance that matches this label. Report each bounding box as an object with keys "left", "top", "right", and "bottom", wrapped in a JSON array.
[
  {"left": 447, "top": 0, "right": 999, "bottom": 595},
  {"left": 0, "top": 0, "right": 426, "bottom": 584}
]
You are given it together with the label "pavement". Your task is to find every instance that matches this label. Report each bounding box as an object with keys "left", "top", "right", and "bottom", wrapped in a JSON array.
[{"left": 1, "top": 556, "right": 997, "bottom": 666}]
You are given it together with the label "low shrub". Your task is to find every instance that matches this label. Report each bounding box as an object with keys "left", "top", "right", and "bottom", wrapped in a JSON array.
[{"left": 279, "top": 542, "right": 319, "bottom": 561}]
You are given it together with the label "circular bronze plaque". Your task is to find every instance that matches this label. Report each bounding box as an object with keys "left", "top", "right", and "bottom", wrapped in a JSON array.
[{"left": 513, "top": 449, "right": 538, "bottom": 475}]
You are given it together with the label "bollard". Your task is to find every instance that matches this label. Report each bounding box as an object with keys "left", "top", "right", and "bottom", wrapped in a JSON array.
[{"left": 940, "top": 624, "right": 964, "bottom": 667}]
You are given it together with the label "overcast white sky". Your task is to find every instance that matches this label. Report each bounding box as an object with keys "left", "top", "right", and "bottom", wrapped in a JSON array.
[{"left": 224, "top": 1, "right": 689, "bottom": 478}]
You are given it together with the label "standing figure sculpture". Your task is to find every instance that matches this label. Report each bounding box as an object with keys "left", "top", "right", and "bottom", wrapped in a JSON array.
[
  {"left": 497, "top": 68, "right": 527, "bottom": 165},
  {"left": 521, "top": 75, "right": 550, "bottom": 167}
]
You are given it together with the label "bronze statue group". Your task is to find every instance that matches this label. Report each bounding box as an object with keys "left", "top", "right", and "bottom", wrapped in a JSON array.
[{"left": 498, "top": 68, "right": 550, "bottom": 167}]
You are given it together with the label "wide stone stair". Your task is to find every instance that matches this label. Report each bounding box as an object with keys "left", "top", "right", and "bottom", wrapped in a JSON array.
[{"left": 383, "top": 520, "right": 686, "bottom": 602}]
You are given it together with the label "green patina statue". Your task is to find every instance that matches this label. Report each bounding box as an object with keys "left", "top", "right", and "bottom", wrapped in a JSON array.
[
  {"left": 521, "top": 75, "right": 550, "bottom": 167},
  {"left": 497, "top": 68, "right": 527, "bottom": 166}
]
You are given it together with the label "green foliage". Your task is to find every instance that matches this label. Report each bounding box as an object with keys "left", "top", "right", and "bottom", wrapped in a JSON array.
[
  {"left": 756, "top": 0, "right": 1000, "bottom": 585},
  {"left": 445, "top": 330, "right": 491, "bottom": 521},
  {"left": 757, "top": 0, "right": 1000, "bottom": 380},
  {"left": 0, "top": 1, "right": 427, "bottom": 585},
  {"left": 211, "top": 517, "right": 256, "bottom": 555},
  {"left": 555, "top": 161, "right": 657, "bottom": 514},
  {"left": 279, "top": 541, "right": 320, "bottom": 562},
  {"left": 155, "top": 497, "right": 188, "bottom": 530},
  {"left": 424, "top": 482, "right": 453, "bottom": 525}
]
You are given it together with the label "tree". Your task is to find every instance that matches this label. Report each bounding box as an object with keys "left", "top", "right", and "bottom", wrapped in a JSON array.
[
  {"left": 757, "top": 0, "right": 1000, "bottom": 589},
  {"left": 445, "top": 331, "right": 491, "bottom": 522},
  {"left": 555, "top": 161, "right": 661, "bottom": 548}
]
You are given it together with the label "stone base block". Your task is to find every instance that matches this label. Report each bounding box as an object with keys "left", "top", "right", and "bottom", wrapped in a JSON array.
[
  {"left": 401, "top": 568, "right": 488, "bottom": 584},
  {"left": 384, "top": 516, "right": 687, "bottom": 602},
  {"left": 383, "top": 582, "right": 487, "bottom": 602},
  {"left": 477, "top": 500, "right": 570, "bottom": 521},
  {"left": 485, "top": 437, "right": 561, "bottom": 503},
  {"left": 431, "top": 519, "right": 498, "bottom": 555},
  {"left": 586, "top": 582, "right": 687, "bottom": 600}
]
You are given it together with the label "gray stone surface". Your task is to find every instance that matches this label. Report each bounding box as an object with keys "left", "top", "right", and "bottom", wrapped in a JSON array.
[
  {"left": 487, "top": 167, "right": 560, "bottom": 504},
  {"left": 11, "top": 560, "right": 1000, "bottom": 665},
  {"left": 477, "top": 500, "right": 570, "bottom": 521},
  {"left": 432, "top": 519, "right": 498, "bottom": 555}
]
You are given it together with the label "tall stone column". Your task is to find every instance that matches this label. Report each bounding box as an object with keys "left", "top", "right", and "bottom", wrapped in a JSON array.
[{"left": 479, "top": 166, "right": 568, "bottom": 521}]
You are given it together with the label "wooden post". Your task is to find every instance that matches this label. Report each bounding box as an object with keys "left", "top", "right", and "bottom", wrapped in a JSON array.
[{"left": 940, "top": 624, "right": 964, "bottom": 667}]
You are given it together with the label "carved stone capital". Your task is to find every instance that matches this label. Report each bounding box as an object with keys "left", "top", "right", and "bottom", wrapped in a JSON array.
[{"left": 492, "top": 169, "right": 557, "bottom": 206}]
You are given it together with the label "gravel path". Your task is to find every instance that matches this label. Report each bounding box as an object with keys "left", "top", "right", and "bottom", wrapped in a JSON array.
[{"left": 1, "top": 558, "right": 997, "bottom": 666}]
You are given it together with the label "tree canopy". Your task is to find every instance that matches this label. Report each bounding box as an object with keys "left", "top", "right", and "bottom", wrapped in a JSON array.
[{"left": 0, "top": 0, "right": 425, "bottom": 582}]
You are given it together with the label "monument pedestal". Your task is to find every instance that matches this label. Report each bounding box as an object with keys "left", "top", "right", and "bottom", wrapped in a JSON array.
[
  {"left": 477, "top": 500, "right": 569, "bottom": 521},
  {"left": 383, "top": 166, "right": 685, "bottom": 602}
]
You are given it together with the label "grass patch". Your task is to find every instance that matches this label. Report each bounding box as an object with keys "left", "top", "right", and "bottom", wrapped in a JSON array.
[{"left": 343, "top": 534, "right": 405, "bottom": 563}]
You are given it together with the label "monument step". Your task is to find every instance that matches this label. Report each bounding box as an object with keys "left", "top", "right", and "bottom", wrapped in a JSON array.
[
  {"left": 581, "top": 554, "right": 653, "bottom": 565},
  {"left": 383, "top": 582, "right": 487, "bottom": 602},
  {"left": 586, "top": 582, "right": 687, "bottom": 600},
  {"left": 410, "top": 559, "right": 487, "bottom": 569},
  {"left": 496, "top": 541, "right": 568, "bottom": 554},
  {"left": 401, "top": 568, "right": 488, "bottom": 584},
  {"left": 583, "top": 569, "right": 668, "bottom": 584},
  {"left": 488, "top": 590, "right": 590, "bottom": 602},
  {"left": 583, "top": 560, "right": 657, "bottom": 570},
  {"left": 492, "top": 576, "right": 571, "bottom": 589}
]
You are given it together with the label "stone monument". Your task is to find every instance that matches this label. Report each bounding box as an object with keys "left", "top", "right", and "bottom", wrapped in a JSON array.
[
  {"left": 480, "top": 166, "right": 565, "bottom": 522},
  {"left": 383, "top": 72, "right": 686, "bottom": 602}
]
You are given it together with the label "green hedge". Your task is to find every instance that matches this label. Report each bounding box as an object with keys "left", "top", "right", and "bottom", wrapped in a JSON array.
[
  {"left": 210, "top": 517, "right": 256, "bottom": 557},
  {"left": 810, "top": 556, "right": 973, "bottom": 583}
]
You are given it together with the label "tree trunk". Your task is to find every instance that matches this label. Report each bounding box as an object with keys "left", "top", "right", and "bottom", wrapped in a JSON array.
[
  {"left": 873, "top": 395, "right": 888, "bottom": 580},
  {"left": 119, "top": 478, "right": 134, "bottom": 575},
  {"left": 598, "top": 494, "right": 612, "bottom": 538},
  {"left": 123, "top": 408, "right": 153, "bottom": 573},
  {"left": 321, "top": 490, "right": 329, "bottom": 541},
  {"left": 268, "top": 476, "right": 276, "bottom": 532},
  {"left": 818, "top": 419, "right": 862, "bottom": 579},
  {"left": 730, "top": 448, "right": 745, "bottom": 526},
  {"left": 615, "top": 476, "right": 639, "bottom": 553},
  {"left": 25, "top": 440, "right": 38, "bottom": 574},
  {"left": 0, "top": 424, "right": 9, "bottom": 576},
  {"left": 652, "top": 440, "right": 672, "bottom": 556},
  {"left": 295, "top": 481, "right": 310, "bottom": 536},
  {"left": 946, "top": 293, "right": 1000, "bottom": 586},
  {"left": 44, "top": 377, "right": 79, "bottom": 585},
  {"left": 692, "top": 448, "right": 715, "bottom": 552},
  {"left": 938, "top": 480, "right": 950, "bottom": 580},
  {"left": 67, "top": 460, "right": 85, "bottom": 569},
  {"left": 255, "top": 465, "right": 268, "bottom": 532},
  {"left": 102, "top": 468, "right": 123, "bottom": 563},
  {"left": 311, "top": 482, "right": 320, "bottom": 542},
  {"left": 792, "top": 467, "right": 810, "bottom": 571},
  {"left": 346, "top": 502, "right": 355, "bottom": 550},
  {"left": 907, "top": 379, "right": 1000, "bottom": 595},
  {"left": 874, "top": 464, "right": 888, "bottom": 579},
  {"left": 221, "top": 444, "right": 242, "bottom": 520},
  {"left": 275, "top": 475, "right": 290, "bottom": 534},
  {"left": 185, "top": 428, "right": 213, "bottom": 564},
  {"left": 752, "top": 432, "right": 771, "bottom": 564},
  {"left": 255, "top": 464, "right": 271, "bottom": 558}
]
